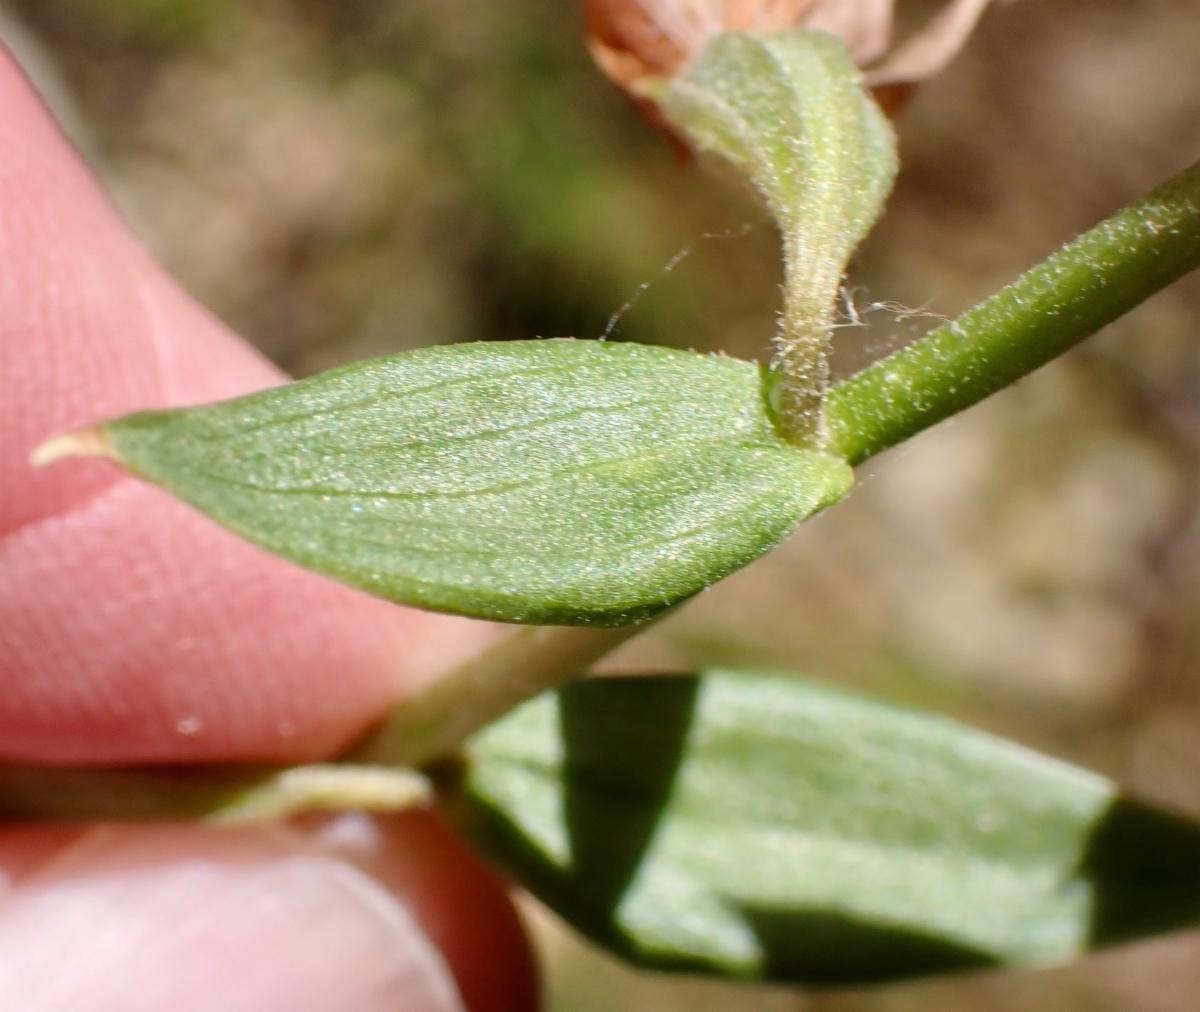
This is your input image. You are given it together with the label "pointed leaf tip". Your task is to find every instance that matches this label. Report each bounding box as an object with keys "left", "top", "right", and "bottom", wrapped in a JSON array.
[{"left": 30, "top": 427, "right": 114, "bottom": 467}]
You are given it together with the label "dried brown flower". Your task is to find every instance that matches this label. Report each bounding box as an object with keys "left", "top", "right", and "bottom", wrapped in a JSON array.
[{"left": 587, "top": 0, "right": 994, "bottom": 98}]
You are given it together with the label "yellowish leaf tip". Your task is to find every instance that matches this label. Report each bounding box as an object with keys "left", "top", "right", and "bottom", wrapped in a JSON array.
[{"left": 30, "top": 427, "right": 114, "bottom": 467}]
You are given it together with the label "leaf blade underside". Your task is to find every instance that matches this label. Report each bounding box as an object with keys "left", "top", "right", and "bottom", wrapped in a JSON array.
[
  {"left": 101, "top": 340, "right": 852, "bottom": 626},
  {"left": 455, "top": 670, "right": 1200, "bottom": 985}
]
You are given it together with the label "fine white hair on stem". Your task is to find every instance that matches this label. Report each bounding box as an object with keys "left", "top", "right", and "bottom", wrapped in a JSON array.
[{"left": 831, "top": 286, "right": 950, "bottom": 330}]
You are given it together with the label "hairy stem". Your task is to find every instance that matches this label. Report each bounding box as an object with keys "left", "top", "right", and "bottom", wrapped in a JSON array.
[
  {"left": 825, "top": 159, "right": 1200, "bottom": 465},
  {"left": 660, "top": 30, "right": 896, "bottom": 447},
  {"left": 770, "top": 239, "right": 835, "bottom": 440}
]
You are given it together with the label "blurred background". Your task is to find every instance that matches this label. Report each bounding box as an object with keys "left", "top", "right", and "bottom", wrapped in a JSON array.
[{"left": 3, "top": 0, "right": 1200, "bottom": 1008}]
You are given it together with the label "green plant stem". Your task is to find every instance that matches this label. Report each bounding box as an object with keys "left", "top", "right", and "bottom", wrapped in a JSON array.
[
  {"left": 347, "top": 623, "right": 647, "bottom": 768},
  {"left": 825, "top": 159, "right": 1200, "bottom": 465}
]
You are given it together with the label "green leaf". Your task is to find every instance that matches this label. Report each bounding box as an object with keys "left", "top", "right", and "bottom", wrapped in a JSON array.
[
  {"left": 661, "top": 30, "right": 897, "bottom": 444},
  {"left": 452, "top": 670, "right": 1200, "bottom": 984},
  {"left": 95, "top": 340, "right": 852, "bottom": 626}
]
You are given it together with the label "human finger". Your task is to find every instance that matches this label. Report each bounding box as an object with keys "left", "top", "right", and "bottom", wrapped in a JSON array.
[
  {"left": 0, "top": 811, "right": 538, "bottom": 1012},
  {"left": 0, "top": 45, "right": 500, "bottom": 764}
]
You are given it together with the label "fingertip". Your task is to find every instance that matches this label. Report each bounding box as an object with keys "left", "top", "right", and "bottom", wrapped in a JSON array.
[
  {"left": 0, "top": 817, "right": 540, "bottom": 1012},
  {"left": 0, "top": 823, "right": 474, "bottom": 1012},
  {"left": 372, "top": 809, "right": 541, "bottom": 1012},
  {"left": 304, "top": 809, "right": 540, "bottom": 1012}
]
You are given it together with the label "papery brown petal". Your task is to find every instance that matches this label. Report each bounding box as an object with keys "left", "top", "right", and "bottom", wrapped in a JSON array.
[
  {"left": 585, "top": 0, "right": 988, "bottom": 139},
  {"left": 586, "top": 0, "right": 840, "bottom": 93},
  {"left": 585, "top": 0, "right": 698, "bottom": 89},
  {"left": 865, "top": 0, "right": 992, "bottom": 86}
]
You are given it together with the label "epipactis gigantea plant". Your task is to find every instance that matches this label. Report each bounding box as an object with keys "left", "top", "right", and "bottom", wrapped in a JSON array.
[{"left": 19, "top": 0, "right": 1200, "bottom": 991}]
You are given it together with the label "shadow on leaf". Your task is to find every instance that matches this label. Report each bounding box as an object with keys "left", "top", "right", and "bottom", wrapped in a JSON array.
[
  {"left": 1083, "top": 797, "right": 1200, "bottom": 949},
  {"left": 458, "top": 671, "right": 1200, "bottom": 986}
]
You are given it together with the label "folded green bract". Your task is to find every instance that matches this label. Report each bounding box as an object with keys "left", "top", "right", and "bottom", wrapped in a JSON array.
[
  {"left": 456, "top": 670, "right": 1200, "bottom": 984},
  {"left": 100, "top": 339, "right": 853, "bottom": 625},
  {"left": 662, "top": 30, "right": 897, "bottom": 444},
  {"left": 663, "top": 30, "right": 896, "bottom": 327}
]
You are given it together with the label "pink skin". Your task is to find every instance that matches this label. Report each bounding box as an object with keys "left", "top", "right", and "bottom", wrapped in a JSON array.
[{"left": 0, "top": 48, "right": 537, "bottom": 1012}]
